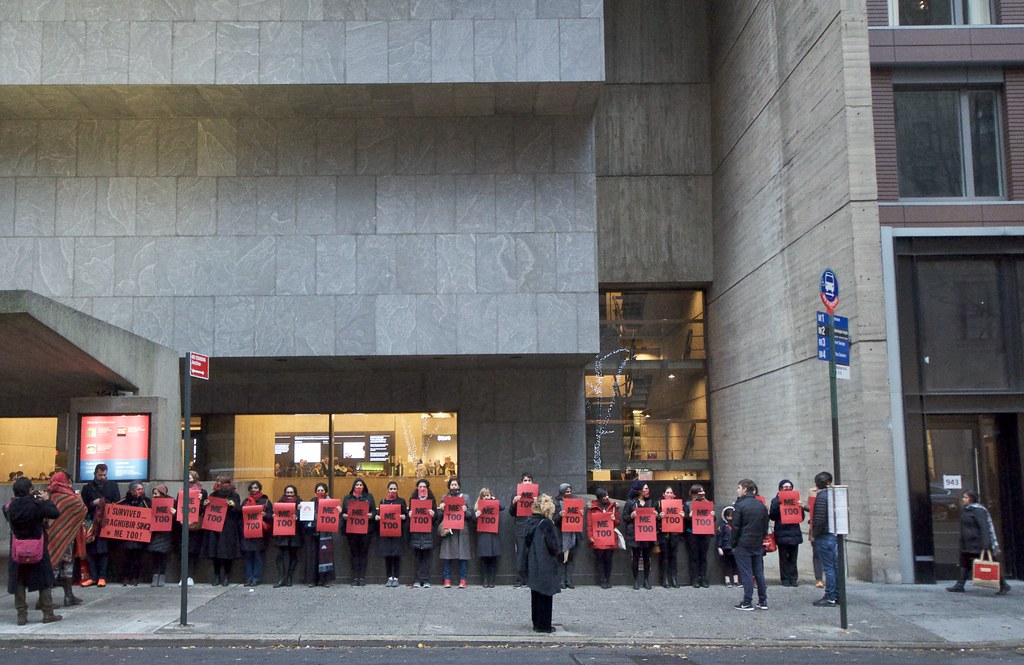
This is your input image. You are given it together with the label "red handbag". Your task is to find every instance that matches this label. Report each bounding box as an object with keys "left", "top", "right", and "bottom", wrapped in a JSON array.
[
  {"left": 762, "top": 533, "right": 777, "bottom": 553},
  {"left": 11, "top": 533, "right": 45, "bottom": 564}
]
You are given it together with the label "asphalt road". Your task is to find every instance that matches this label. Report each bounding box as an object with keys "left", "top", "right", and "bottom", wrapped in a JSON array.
[{"left": 1, "top": 646, "right": 1022, "bottom": 665}]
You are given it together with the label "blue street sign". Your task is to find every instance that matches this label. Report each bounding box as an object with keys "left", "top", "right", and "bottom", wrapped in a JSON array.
[
  {"left": 820, "top": 269, "right": 839, "bottom": 312},
  {"left": 817, "top": 311, "right": 850, "bottom": 366}
]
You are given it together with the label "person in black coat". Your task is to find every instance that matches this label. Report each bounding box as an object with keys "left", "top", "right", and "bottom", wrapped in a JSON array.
[
  {"left": 147, "top": 484, "right": 174, "bottom": 587},
  {"left": 118, "top": 482, "right": 152, "bottom": 586},
  {"left": 375, "top": 480, "right": 407, "bottom": 587},
  {"left": 342, "top": 477, "right": 376, "bottom": 586},
  {"left": 947, "top": 490, "right": 1011, "bottom": 595},
  {"left": 408, "top": 479, "right": 439, "bottom": 588},
  {"left": 622, "top": 481, "right": 656, "bottom": 590},
  {"left": 519, "top": 494, "right": 561, "bottom": 633},
  {"left": 80, "top": 462, "right": 121, "bottom": 587},
  {"left": 730, "top": 479, "right": 769, "bottom": 610},
  {"left": 273, "top": 485, "right": 302, "bottom": 588},
  {"left": 474, "top": 487, "right": 503, "bottom": 588},
  {"left": 239, "top": 480, "right": 273, "bottom": 586},
  {"left": 200, "top": 474, "right": 242, "bottom": 586},
  {"left": 508, "top": 471, "right": 535, "bottom": 588},
  {"left": 768, "top": 479, "right": 805, "bottom": 587},
  {"left": 5, "top": 477, "right": 61, "bottom": 625}
]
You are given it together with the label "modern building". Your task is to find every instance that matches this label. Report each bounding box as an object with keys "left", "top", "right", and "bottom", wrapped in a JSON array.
[{"left": 0, "top": 0, "right": 1020, "bottom": 585}]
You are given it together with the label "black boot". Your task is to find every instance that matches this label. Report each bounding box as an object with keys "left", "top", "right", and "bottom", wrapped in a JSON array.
[
  {"left": 633, "top": 576, "right": 640, "bottom": 590},
  {"left": 670, "top": 574, "right": 679, "bottom": 588},
  {"left": 273, "top": 558, "right": 287, "bottom": 588},
  {"left": 643, "top": 573, "right": 652, "bottom": 590},
  {"left": 285, "top": 559, "right": 298, "bottom": 587},
  {"left": 62, "top": 580, "right": 83, "bottom": 607},
  {"left": 565, "top": 563, "right": 575, "bottom": 589},
  {"left": 947, "top": 582, "right": 966, "bottom": 592}
]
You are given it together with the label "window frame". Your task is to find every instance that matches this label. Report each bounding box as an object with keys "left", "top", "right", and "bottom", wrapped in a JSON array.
[{"left": 889, "top": 0, "right": 994, "bottom": 26}]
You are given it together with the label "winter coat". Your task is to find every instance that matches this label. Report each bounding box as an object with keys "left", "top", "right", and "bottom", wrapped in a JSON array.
[
  {"left": 408, "top": 497, "right": 438, "bottom": 551},
  {"left": 475, "top": 500, "right": 505, "bottom": 558},
  {"left": 239, "top": 494, "right": 272, "bottom": 553},
  {"left": 5, "top": 494, "right": 59, "bottom": 593},
  {"left": 200, "top": 489, "right": 242, "bottom": 559},
  {"left": 587, "top": 499, "right": 620, "bottom": 550},
  {"left": 811, "top": 489, "right": 831, "bottom": 538},
  {"left": 508, "top": 493, "right": 531, "bottom": 539},
  {"left": 716, "top": 517, "right": 733, "bottom": 551},
  {"left": 519, "top": 515, "right": 562, "bottom": 597},
  {"left": 959, "top": 503, "right": 993, "bottom": 554},
  {"left": 438, "top": 492, "right": 474, "bottom": 560},
  {"left": 731, "top": 493, "right": 769, "bottom": 549},
  {"left": 769, "top": 494, "right": 804, "bottom": 546},
  {"left": 81, "top": 478, "right": 122, "bottom": 554},
  {"left": 273, "top": 500, "right": 302, "bottom": 549},
  {"left": 622, "top": 495, "right": 656, "bottom": 548},
  {"left": 655, "top": 499, "right": 681, "bottom": 548},
  {"left": 376, "top": 497, "right": 407, "bottom": 557}
]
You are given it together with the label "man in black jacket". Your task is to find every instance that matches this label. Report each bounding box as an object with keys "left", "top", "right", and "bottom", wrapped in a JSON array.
[
  {"left": 80, "top": 463, "right": 121, "bottom": 587},
  {"left": 731, "top": 479, "right": 769, "bottom": 611},
  {"left": 811, "top": 471, "right": 839, "bottom": 607}
]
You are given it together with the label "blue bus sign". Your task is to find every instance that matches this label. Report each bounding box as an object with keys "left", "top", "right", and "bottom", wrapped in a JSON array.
[{"left": 820, "top": 269, "right": 839, "bottom": 313}]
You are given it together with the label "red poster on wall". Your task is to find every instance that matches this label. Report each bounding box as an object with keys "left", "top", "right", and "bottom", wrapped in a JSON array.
[
  {"left": 778, "top": 490, "right": 803, "bottom": 524},
  {"left": 660, "top": 499, "right": 683, "bottom": 533},
  {"left": 345, "top": 501, "right": 369, "bottom": 534},
  {"left": 634, "top": 507, "right": 657, "bottom": 542},
  {"left": 202, "top": 496, "right": 228, "bottom": 533},
  {"left": 379, "top": 503, "right": 403, "bottom": 538},
  {"left": 691, "top": 500, "right": 715, "bottom": 535},
  {"left": 316, "top": 498, "right": 341, "bottom": 533},
  {"left": 516, "top": 482, "right": 539, "bottom": 517},
  {"left": 273, "top": 502, "right": 296, "bottom": 536},
  {"left": 242, "top": 504, "right": 265, "bottom": 539},
  {"left": 99, "top": 503, "right": 152, "bottom": 543},
  {"left": 477, "top": 499, "right": 500, "bottom": 534},
  {"left": 176, "top": 489, "right": 201, "bottom": 525},
  {"left": 591, "top": 512, "right": 615, "bottom": 548},
  {"left": 409, "top": 499, "right": 433, "bottom": 533},
  {"left": 151, "top": 497, "right": 174, "bottom": 532},
  {"left": 442, "top": 495, "right": 465, "bottom": 530},
  {"left": 560, "top": 498, "right": 584, "bottom": 533}
]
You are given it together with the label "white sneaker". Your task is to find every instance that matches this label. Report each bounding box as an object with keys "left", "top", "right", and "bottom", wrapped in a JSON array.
[{"left": 187, "top": 577, "right": 194, "bottom": 586}]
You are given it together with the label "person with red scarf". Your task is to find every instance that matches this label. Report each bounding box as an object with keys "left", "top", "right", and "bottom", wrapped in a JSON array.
[
  {"left": 200, "top": 474, "right": 241, "bottom": 586},
  {"left": 375, "top": 480, "right": 406, "bottom": 587},
  {"left": 240, "top": 480, "right": 273, "bottom": 586},
  {"left": 342, "top": 478, "right": 376, "bottom": 586},
  {"left": 148, "top": 484, "right": 174, "bottom": 587},
  {"left": 273, "top": 485, "right": 302, "bottom": 587},
  {"left": 45, "top": 471, "right": 87, "bottom": 607}
]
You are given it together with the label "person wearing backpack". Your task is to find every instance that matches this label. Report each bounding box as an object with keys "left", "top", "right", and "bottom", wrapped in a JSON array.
[{"left": 4, "top": 477, "right": 62, "bottom": 625}]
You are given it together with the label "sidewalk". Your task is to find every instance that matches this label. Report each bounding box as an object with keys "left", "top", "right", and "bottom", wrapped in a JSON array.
[{"left": 1, "top": 580, "right": 1020, "bottom": 649}]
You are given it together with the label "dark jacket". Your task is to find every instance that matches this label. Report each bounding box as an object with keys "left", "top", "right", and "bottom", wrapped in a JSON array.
[
  {"left": 959, "top": 503, "right": 992, "bottom": 554},
  {"left": 200, "top": 489, "right": 242, "bottom": 559},
  {"left": 376, "top": 497, "right": 407, "bottom": 557},
  {"left": 475, "top": 500, "right": 505, "bottom": 558},
  {"left": 622, "top": 495, "right": 656, "bottom": 548},
  {"left": 769, "top": 495, "right": 804, "bottom": 546},
  {"left": 716, "top": 517, "right": 733, "bottom": 551},
  {"left": 731, "top": 493, "right": 769, "bottom": 549},
  {"left": 239, "top": 494, "right": 272, "bottom": 553},
  {"left": 587, "top": 499, "right": 620, "bottom": 550},
  {"left": 5, "top": 494, "right": 59, "bottom": 593},
  {"left": 119, "top": 493, "right": 152, "bottom": 551},
  {"left": 408, "top": 495, "right": 438, "bottom": 551},
  {"left": 811, "top": 489, "right": 831, "bottom": 538},
  {"left": 81, "top": 478, "right": 122, "bottom": 554},
  {"left": 520, "top": 515, "right": 562, "bottom": 597}
]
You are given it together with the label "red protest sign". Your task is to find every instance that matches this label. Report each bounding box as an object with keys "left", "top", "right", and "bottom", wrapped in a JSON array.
[
  {"left": 660, "top": 499, "right": 683, "bottom": 533},
  {"left": 379, "top": 503, "right": 403, "bottom": 538},
  {"left": 345, "top": 501, "right": 369, "bottom": 534},
  {"left": 242, "top": 504, "right": 265, "bottom": 539},
  {"left": 176, "top": 489, "right": 201, "bottom": 525},
  {"left": 151, "top": 497, "right": 174, "bottom": 532},
  {"left": 273, "top": 502, "right": 296, "bottom": 536},
  {"left": 317, "top": 498, "right": 341, "bottom": 533},
  {"left": 516, "top": 482, "right": 539, "bottom": 517},
  {"left": 442, "top": 495, "right": 465, "bottom": 530},
  {"left": 202, "top": 496, "right": 228, "bottom": 533},
  {"left": 409, "top": 499, "right": 433, "bottom": 533},
  {"left": 778, "top": 490, "right": 803, "bottom": 524},
  {"left": 560, "top": 498, "right": 584, "bottom": 533},
  {"left": 99, "top": 503, "right": 152, "bottom": 543},
  {"left": 691, "top": 500, "right": 715, "bottom": 535},
  {"left": 477, "top": 499, "right": 500, "bottom": 534},
  {"left": 591, "top": 512, "right": 615, "bottom": 548},
  {"left": 634, "top": 506, "right": 657, "bottom": 542}
]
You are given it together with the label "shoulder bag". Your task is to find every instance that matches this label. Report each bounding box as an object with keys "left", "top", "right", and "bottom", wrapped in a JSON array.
[{"left": 11, "top": 533, "right": 45, "bottom": 564}]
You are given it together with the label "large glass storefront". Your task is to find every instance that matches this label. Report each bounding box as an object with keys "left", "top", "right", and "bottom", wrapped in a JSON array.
[{"left": 585, "top": 289, "right": 711, "bottom": 500}]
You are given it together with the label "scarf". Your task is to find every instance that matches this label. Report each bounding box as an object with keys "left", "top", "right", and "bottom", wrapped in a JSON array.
[
  {"left": 244, "top": 492, "right": 265, "bottom": 505},
  {"left": 47, "top": 491, "right": 88, "bottom": 568},
  {"left": 47, "top": 471, "right": 75, "bottom": 495}
]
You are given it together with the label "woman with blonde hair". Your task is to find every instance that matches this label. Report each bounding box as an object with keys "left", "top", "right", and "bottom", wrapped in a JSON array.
[{"left": 519, "top": 494, "right": 561, "bottom": 633}]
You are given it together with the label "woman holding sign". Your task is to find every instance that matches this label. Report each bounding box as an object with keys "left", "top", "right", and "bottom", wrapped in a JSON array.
[
  {"left": 438, "top": 477, "right": 474, "bottom": 588},
  {"left": 622, "top": 481, "right": 657, "bottom": 590},
  {"left": 474, "top": 488, "right": 503, "bottom": 588},
  {"left": 553, "top": 484, "right": 583, "bottom": 590},
  {"left": 587, "top": 488, "right": 620, "bottom": 589},
  {"left": 240, "top": 481, "right": 273, "bottom": 586},
  {"left": 408, "top": 479, "right": 438, "bottom": 588},
  {"left": 147, "top": 484, "right": 175, "bottom": 587},
  {"left": 376, "top": 480, "right": 406, "bottom": 587},
  {"left": 201, "top": 474, "right": 242, "bottom": 587},
  {"left": 684, "top": 485, "right": 713, "bottom": 588},
  {"left": 342, "top": 477, "right": 376, "bottom": 586},
  {"left": 272, "top": 485, "right": 302, "bottom": 588},
  {"left": 656, "top": 486, "right": 683, "bottom": 588},
  {"left": 305, "top": 482, "right": 337, "bottom": 587},
  {"left": 768, "top": 479, "right": 805, "bottom": 587},
  {"left": 119, "top": 482, "right": 151, "bottom": 586}
]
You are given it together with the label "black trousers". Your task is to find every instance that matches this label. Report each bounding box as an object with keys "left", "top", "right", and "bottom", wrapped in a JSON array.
[
  {"left": 413, "top": 549, "right": 431, "bottom": 583},
  {"left": 777, "top": 543, "right": 799, "bottom": 585},
  {"left": 686, "top": 533, "right": 711, "bottom": 582},
  {"left": 594, "top": 548, "right": 614, "bottom": 584},
  {"left": 384, "top": 555, "right": 401, "bottom": 579},
  {"left": 531, "top": 590, "right": 553, "bottom": 630}
]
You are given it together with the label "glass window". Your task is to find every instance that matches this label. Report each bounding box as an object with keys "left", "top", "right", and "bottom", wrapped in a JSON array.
[
  {"left": 895, "top": 89, "right": 1003, "bottom": 199},
  {"left": 585, "top": 290, "right": 710, "bottom": 494},
  {"left": 897, "top": 0, "right": 991, "bottom": 25},
  {"left": 0, "top": 418, "right": 59, "bottom": 483}
]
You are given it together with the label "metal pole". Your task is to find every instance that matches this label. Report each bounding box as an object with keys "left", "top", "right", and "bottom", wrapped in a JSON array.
[
  {"left": 828, "top": 316, "right": 848, "bottom": 630},
  {"left": 179, "top": 354, "right": 191, "bottom": 626}
]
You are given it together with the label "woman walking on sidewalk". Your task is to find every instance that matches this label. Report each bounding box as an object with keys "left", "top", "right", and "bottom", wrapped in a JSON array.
[{"left": 947, "top": 490, "right": 1010, "bottom": 595}]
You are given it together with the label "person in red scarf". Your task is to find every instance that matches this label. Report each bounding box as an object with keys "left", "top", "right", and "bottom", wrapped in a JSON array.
[
  {"left": 200, "top": 474, "right": 241, "bottom": 586},
  {"left": 240, "top": 480, "right": 272, "bottom": 586},
  {"left": 273, "top": 485, "right": 302, "bottom": 587},
  {"left": 45, "top": 471, "right": 87, "bottom": 607}
]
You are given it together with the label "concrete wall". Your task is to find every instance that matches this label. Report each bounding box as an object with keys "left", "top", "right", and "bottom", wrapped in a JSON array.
[{"left": 708, "top": 0, "right": 896, "bottom": 581}]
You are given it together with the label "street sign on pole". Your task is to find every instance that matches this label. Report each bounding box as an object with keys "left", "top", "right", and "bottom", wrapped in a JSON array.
[
  {"left": 820, "top": 269, "right": 839, "bottom": 314},
  {"left": 189, "top": 352, "right": 210, "bottom": 380}
]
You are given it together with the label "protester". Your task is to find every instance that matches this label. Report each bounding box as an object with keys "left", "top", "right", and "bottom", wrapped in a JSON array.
[
  {"left": 622, "top": 481, "right": 656, "bottom": 590},
  {"left": 811, "top": 471, "right": 839, "bottom": 607},
  {"left": 240, "top": 480, "right": 272, "bottom": 586},
  {"left": 273, "top": 485, "right": 302, "bottom": 588},
  {"left": 769, "top": 479, "right": 805, "bottom": 587},
  {"left": 201, "top": 474, "right": 241, "bottom": 586},
  {"left": 474, "top": 487, "right": 503, "bottom": 588},
  {"left": 119, "top": 482, "right": 152, "bottom": 586},
  {"left": 80, "top": 462, "right": 121, "bottom": 587},
  {"left": 147, "top": 484, "right": 174, "bottom": 587},
  {"left": 656, "top": 486, "right": 681, "bottom": 588},
  {"left": 716, "top": 505, "right": 739, "bottom": 587},
  {"left": 181, "top": 471, "right": 207, "bottom": 587},
  {"left": 684, "top": 484, "right": 713, "bottom": 588},
  {"left": 5, "top": 477, "right": 62, "bottom": 625},
  {"left": 947, "top": 490, "right": 1011, "bottom": 595},
  {"left": 438, "top": 477, "right": 473, "bottom": 588},
  {"left": 342, "top": 477, "right": 376, "bottom": 586},
  {"left": 731, "top": 479, "right": 769, "bottom": 611},
  {"left": 305, "top": 482, "right": 336, "bottom": 587},
  {"left": 44, "top": 471, "right": 87, "bottom": 605},
  {"left": 806, "top": 485, "right": 824, "bottom": 589},
  {"left": 508, "top": 471, "right": 535, "bottom": 588},
  {"left": 520, "top": 494, "right": 561, "bottom": 633},
  {"left": 375, "top": 480, "right": 406, "bottom": 587},
  {"left": 408, "top": 479, "right": 438, "bottom": 588},
  {"left": 553, "top": 483, "right": 581, "bottom": 589},
  {"left": 587, "top": 487, "right": 620, "bottom": 589}
]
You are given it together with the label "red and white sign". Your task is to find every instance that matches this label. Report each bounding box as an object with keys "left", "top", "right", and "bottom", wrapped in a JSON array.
[
  {"left": 242, "top": 504, "right": 265, "bottom": 539},
  {"left": 99, "top": 503, "right": 152, "bottom": 543},
  {"left": 409, "top": 499, "right": 433, "bottom": 533},
  {"left": 202, "top": 496, "right": 228, "bottom": 533},
  {"left": 151, "top": 497, "right": 174, "bottom": 532},
  {"left": 273, "top": 502, "right": 296, "bottom": 536},
  {"left": 176, "top": 489, "right": 201, "bottom": 525},
  {"left": 590, "top": 512, "right": 615, "bottom": 549},
  {"left": 634, "top": 507, "right": 657, "bottom": 542},
  {"left": 560, "top": 498, "right": 584, "bottom": 533},
  {"left": 188, "top": 352, "right": 210, "bottom": 380},
  {"left": 516, "top": 482, "right": 539, "bottom": 517},
  {"left": 316, "top": 498, "right": 341, "bottom": 533}
]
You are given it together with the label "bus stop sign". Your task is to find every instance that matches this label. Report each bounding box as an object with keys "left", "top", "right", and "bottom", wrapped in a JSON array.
[{"left": 820, "top": 269, "right": 839, "bottom": 314}]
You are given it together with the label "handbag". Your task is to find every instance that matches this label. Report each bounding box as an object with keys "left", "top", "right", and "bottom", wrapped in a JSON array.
[
  {"left": 11, "top": 533, "right": 45, "bottom": 565},
  {"left": 972, "top": 550, "right": 1001, "bottom": 589},
  {"left": 762, "top": 532, "right": 777, "bottom": 553},
  {"left": 614, "top": 528, "right": 626, "bottom": 550}
]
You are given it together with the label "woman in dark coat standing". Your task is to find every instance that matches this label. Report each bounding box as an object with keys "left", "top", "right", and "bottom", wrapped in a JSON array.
[
  {"left": 147, "top": 484, "right": 174, "bottom": 587},
  {"left": 520, "top": 494, "right": 561, "bottom": 633},
  {"left": 4, "top": 477, "right": 61, "bottom": 625},
  {"left": 948, "top": 490, "right": 1011, "bottom": 595},
  {"left": 342, "top": 477, "right": 376, "bottom": 586},
  {"left": 408, "top": 478, "right": 438, "bottom": 588},
  {"left": 239, "top": 480, "right": 273, "bottom": 586},
  {"left": 119, "top": 482, "right": 152, "bottom": 586},
  {"left": 622, "top": 481, "right": 656, "bottom": 590},
  {"left": 375, "top": 480, "right": 406, "bottom": 587},
  {"left": 684, "top": 484, "right": 713, "bottom": 588},
  {"left": 200, "top": 474, "right": 241, "bottom": 586},
  {"left": 768, "top": 479, "right": 805, "bottom": 587},
  {"left": 474, "top": 487, "right": 503, "bottom": 588},
  {"left": 304, "top": 482, "right": 336, "bottom": 587},
  {"left": 273, "top": 485, "right": 302, "bottom": 587}
]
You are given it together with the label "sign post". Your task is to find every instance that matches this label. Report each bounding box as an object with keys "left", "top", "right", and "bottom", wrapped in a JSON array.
[{"left": 180, "top": 351, "right": 209, "bottom": 626}]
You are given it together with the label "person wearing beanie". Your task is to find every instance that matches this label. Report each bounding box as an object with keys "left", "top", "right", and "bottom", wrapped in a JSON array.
[
  {"left": 685, "top": 484, "right": 713, "bottom": 588},
  {"left": 587, "top": 487, "right": 620, "bottom": 589},
  {"left": 553, "top": 483, "right": 581, "bottom": 589},
  {"left": 768, "top": 479, "right": 806, "bottom": 587},
  {"left": 147, "top": 484, "right": 175, "bottom": 587},
  {"left": 623, "top": 481, "right": 656, "bottom": 590}
]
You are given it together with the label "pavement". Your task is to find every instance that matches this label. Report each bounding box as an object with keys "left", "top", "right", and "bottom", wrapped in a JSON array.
[{"left": 0, "top": 578, "right": 1021, "bottom": 649}]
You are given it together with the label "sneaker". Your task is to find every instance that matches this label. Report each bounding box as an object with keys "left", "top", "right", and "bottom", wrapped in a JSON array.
[
  {"left": 422, "top": 582, "right": 430, "bottom": 588},
  {"left": 443, "top": 579, "right": 451, "bottom": 588},
  {"left": 97, "top": 578, "right": 106, "bottom": 588},
  {"left": 756, "top": 601, "right": 769, "bottom": 610},
  {"left": 734, "top": 602, "right": 755, "bottom": 611},
  {"left": 411, "top": 581, "right": 422, "bottom": 588},
  {"left": 812, "top": 597, "right": 837, "bottom": 607},
  {"left": 80, "top": 579, "right": 95, "bottom": 588},
  {"left": 459, "top": 579, "right": 467, "bottom": 589}
]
